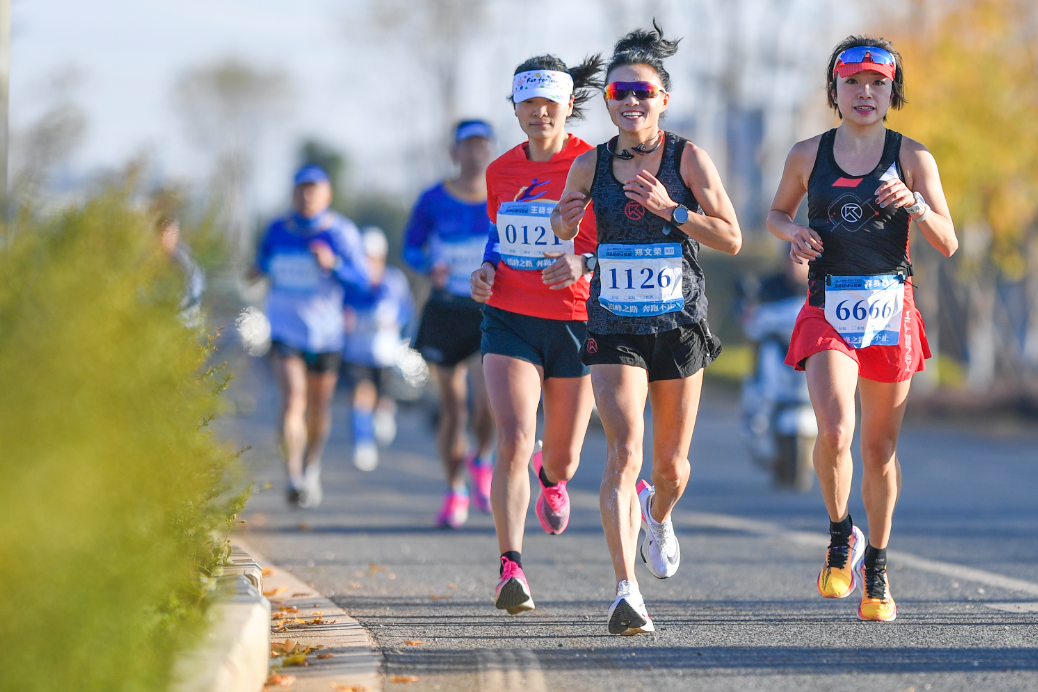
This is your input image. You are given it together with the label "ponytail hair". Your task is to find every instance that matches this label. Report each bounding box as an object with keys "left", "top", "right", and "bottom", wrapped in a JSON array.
[
  {"left": 606, "top": 19, "right": 681, "bottom": 91},
  {"left": 510, "top": 53, "right": 605, "bottom": 120}
]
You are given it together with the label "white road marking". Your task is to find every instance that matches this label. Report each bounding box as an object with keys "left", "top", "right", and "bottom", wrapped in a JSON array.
[
  {"left": 981, "top": 602, "right": 1038, "bottom": 614},
  {"left": 476, "top": 648, "right": 546, "bottom": 692},
  {"left": 569, "top": 491, "right": 1038, "bottom": 597}
]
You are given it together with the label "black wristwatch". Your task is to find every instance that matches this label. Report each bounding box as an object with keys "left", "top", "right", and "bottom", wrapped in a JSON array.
[
  {"left": 582, "top": 253, "right": 598, "bottom": 274},
  {"left": 671, "top": 204, "right": 690, "bottom": 225}
]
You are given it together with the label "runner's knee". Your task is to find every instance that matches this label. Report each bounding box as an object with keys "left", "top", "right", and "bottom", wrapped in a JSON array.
[
  {"left": 651, "top": 457, "right": 689, "bottom": 487},
  {"left": 815, "top": 419, "right": 854, "bottom": 455},
  {"left": 860, "top": 436, "right": 898, "bottom": 470}
]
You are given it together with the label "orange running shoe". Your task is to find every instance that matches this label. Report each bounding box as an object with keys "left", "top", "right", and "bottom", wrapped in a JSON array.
[
  {"left": 817, "top": 525, "right": 865, "bottom": 598},
  {"left": 858, "top": 562, "right": 897, "bottom": 621}
]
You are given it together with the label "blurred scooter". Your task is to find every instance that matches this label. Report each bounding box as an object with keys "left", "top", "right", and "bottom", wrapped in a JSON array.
[{"left": 739, "top": 253, "right": 816, "bottom": 491}]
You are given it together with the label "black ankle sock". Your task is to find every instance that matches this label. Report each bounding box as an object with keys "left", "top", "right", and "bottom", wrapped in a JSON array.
[
  {"left": 864, "top": 545, "right": 887, "bottom": 571},
  {"left": 538, "top": 466, "right": 558, "bottom": 487},
  {"left": 829, "top": 515, "right": 853, "bottom": 542},
  {"left": 501, "top": 551, "right": 522, "bottom": 575}
]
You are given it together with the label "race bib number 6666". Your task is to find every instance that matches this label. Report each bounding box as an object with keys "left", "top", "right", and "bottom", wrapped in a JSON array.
[
  {"left": 823, "top": 274, "right": 904, "bottom": 349},
  {"left": 496, "top": 200, "right": 575, "bottom": 270}
]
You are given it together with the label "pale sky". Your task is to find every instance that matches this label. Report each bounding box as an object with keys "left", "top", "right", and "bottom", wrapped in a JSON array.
[{"left": 11, "top": 0, "right": 868, "bottom": 216}]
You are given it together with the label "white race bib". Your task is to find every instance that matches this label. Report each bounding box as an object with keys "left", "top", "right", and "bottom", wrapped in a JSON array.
[
  {"left": 823, "top": 274, "right": 904, "bottom": 348},
  {"left": 497, "top": 200, "right": 574, "bottom": 270},
  {"left": 269, "top": 252, "right": 320, "bottom": 293},
  {"left": 598, "top": 243, "right": 684, "bottom": 316},
  {"left": 436, "top": 236, "right": 487, "bottom": 286}
]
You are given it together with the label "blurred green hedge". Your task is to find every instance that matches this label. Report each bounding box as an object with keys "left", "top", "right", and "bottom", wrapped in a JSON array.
[{"left": 0, "top": 191, "right": 244, "bottom": 691}]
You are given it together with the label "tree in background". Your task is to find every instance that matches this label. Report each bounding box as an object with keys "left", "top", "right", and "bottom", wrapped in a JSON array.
[
  {"left": 174, "top": 58, "right": 292, "bottom": 262},
  {"left": 888, "top": 0, "right": 1038, "bottom": 391}
]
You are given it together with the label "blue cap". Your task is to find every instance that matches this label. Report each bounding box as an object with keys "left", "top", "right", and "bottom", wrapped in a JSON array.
[
  {"left": 454, "top": 120, "right": 494, "bottom": 143},
  {"left": 294, "top": 165, "right": 330, "bottom": 186}
]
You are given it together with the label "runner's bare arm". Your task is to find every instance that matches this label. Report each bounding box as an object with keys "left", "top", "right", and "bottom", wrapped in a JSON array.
[
  {"left": 892, "top": 138, "right": 957, "bottom": 257},
  {"left": 551, "top": 149, "right": 597, "bottom": 240},
  {"left": 767, "top": 137, "right": 824, "bottom": 264},
  {"left": 672, "top": 142, "right": 742, "bottom": 254}
]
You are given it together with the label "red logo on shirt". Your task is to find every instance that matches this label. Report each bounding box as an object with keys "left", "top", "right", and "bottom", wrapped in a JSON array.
[
  {"left": 624, "top": 201, "right": 646, "bottom": 221},
  {"left": 585, "top": 338, "right": 598, "bottom": 354}
]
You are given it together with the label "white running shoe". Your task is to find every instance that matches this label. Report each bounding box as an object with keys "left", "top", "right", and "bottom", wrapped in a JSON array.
[
  {"left": 299, "top": 465, "right": 323, "bottom": 509},
  {"left": 607, "top": 580, "right": 654, "bottom": 635},
  {"left": 637, "top": 480, "right": 680, "bottom": 579},
  {"left": 373, "top": 409, "right": 397, "bottom": 446},
  {"left": 354, "top": 441, "right": 379, "bottom": 472}
]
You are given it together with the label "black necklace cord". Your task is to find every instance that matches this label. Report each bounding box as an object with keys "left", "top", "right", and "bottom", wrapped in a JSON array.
[{"left": 606, "top": 131, "right": 663, "bottom": 160}]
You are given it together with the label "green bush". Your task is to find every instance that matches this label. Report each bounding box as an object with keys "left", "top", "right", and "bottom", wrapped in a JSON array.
[{"left": 0, "top": 191, "right": 244, "bottom": 691}]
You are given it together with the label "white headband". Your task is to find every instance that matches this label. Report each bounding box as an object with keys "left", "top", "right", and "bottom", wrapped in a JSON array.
[{"left": 512, "top": 70, "right": 573, "bottom": 105}]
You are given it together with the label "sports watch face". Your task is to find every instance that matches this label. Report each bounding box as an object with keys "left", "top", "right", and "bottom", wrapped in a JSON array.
[{"left": 672, "top": 205, "right": 689, "bottom": 225}]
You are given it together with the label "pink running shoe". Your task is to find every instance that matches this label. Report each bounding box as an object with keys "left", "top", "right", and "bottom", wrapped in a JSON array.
[
  {"left": 466, "top": 454, "right": 493, "bottom": 514},
  {"left": 531, "top": 442, "right": 570, "bottom": 535},
  {"left": 435, "top": 490, "right": 469, "bottom": 529},
  {"left": 494, "top": 556, "right": 535, "bottom": 614}
]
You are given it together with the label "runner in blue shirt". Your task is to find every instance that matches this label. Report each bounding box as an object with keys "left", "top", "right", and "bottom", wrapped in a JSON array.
[
  {"left": 342, "top": 227, "right": 414, "bottom": 472},
  {"left": 250, "top": 165, "right": 369, "bottom": 509},
  {"left": 404, "top": 120, "right": 496, "bottom": 528}
]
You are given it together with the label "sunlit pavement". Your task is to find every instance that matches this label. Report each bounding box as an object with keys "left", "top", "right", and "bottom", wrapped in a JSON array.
[{"left": 224, "top": 351, "right": 1038, "bottom": 692}]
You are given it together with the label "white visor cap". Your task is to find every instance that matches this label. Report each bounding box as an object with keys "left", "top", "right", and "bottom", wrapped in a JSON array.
[{"left": 512, "top": 70, "right": 574, "bottom": 105}]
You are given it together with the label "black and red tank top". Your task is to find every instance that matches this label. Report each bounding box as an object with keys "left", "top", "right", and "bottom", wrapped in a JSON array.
[
  {"left": 806, "top": 128, "right": 912, "bottom": 306},
  {"left": 587, "top": 131, "right": 706, "bottom": 335}
]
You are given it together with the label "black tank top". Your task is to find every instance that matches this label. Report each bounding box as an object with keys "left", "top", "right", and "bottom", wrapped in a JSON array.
[
  {"left": 587, "top": 131, "right": 707, "bottom": 335},
  {"left": 806, "top": 128, "right": 912, "bottom": 307}
]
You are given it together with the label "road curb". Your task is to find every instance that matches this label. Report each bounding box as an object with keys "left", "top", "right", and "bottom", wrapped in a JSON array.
[
  {"left": 233, "top": 536, "right": 382, "bottom": 692},
  {"left": 172, "top": 551, "right": 272, "bottom": 692}
]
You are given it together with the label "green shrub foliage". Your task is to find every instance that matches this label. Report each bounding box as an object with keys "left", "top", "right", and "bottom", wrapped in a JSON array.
[{"left": 0, "top": 191, "right": 244, "bottom": 691}]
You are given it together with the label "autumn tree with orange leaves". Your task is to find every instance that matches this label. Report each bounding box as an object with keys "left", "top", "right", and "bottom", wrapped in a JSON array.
[{"left": 887, "top": 0, "right": 1038, "bottom": 390}]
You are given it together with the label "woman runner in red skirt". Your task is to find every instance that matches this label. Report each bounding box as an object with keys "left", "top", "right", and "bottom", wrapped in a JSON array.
[{"left": 767, "top": 36, "right": 958, "bottom": 621}]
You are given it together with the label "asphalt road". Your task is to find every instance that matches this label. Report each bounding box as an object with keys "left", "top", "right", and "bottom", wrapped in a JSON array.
[{"left": 226, "top": 353, "right": 1038, "bottom": 692}]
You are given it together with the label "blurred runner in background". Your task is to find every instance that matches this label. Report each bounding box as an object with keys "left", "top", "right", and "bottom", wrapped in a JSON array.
[
  {"left": 405, "top": 121, "right": 496, "bottom": 528},
  {"left": 342, "top": 227, "right": 414, "bottom": 472},
  {"left": 249, "top": 165, "right": 370, "bottom": 509},
  {"left": 470, "top": 54, "right": 602, "bottom": 615},
  {"left": 157, "top": 216, "right": 205, "bottom": 328}
]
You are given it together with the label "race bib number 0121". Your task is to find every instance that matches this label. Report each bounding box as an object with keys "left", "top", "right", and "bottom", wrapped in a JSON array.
[
  {"left": 497, "top": 200, "right": 574, "bottom": 270},
  {"left": 598, "top": 243, "right": 684, "bottom": 317},
  {"left": 823, "top": 274, "right": 904, "bottom": 349}
]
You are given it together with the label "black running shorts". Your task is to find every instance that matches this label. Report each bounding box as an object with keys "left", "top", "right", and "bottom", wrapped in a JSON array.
[
  {"left": 270, "top": 340, "right": 343, "bottom": 374},
  {"left": 580, "top": 320, "right": 722, "bottom": 382},
  {"left": 481, "top": 305, "right": 590, "bottom": 379},
  {"left": 413, "top": 291, "right": 484, "bottom": 367}
]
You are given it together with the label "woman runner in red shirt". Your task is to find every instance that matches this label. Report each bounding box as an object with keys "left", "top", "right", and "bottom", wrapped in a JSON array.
[{"left": 470, "top": 53, "right": 602, "bottom": 615}]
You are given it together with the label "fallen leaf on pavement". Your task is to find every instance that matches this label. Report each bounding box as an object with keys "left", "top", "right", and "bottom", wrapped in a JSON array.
[
  {"left": 403, "top": 640, "right": 424, "bottom": 646},
  {"left": 390, "top": 675, "right": 420, "bottom": 683},
  {"left": 330, "top": 684, "right": 369, "bottom": 691},
  {"left": 265, "top": 673, "right": 296, "bottom": 687},
  {"left": 349, "top": 582, "right": 362, "bottom": 588},
  {"left": 292, "top": 592, "right": 310, "bottom": 597},
  {"left": 316, "top": 652, "right": 334, "bottom": 659},
  {"left": 368, "top": 564, "right": 386, "bottom": 574},
  {"left": 262, "top": 567, "right": 275, "bottom": 576},
  {"left": 282, "top": 652, "right": 309, "bottom": 666},
  {"left": 448, "top": 583, "right": 457, "bottom": 589},
  {"left": 263, "top": 586, "right": 288, "bottom": 597},
  {"left": 430, "top": 594, "right": 451, "bottom": 600}
]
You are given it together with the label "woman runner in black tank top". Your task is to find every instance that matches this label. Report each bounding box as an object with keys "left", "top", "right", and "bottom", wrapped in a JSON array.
[
  {"left": 767, "top": 36, "right": 958, "bottom": 623},
  {"left": 551, "top": 22, "right": 741, "bottom": 636}
]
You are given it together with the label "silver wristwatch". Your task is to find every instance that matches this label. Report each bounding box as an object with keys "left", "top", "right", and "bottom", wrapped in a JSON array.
[
  {"left": 904, "top": 191, "right": 926, "bottom": 216},
  {"left": 672, "top": 204, "right": 690, "bottom": 225},
  {"left": 582, "top": 253, "right": 598, "bottom": 274}
]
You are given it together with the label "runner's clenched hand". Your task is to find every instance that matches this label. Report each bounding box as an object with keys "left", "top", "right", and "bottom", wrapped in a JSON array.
[
  {"left": 470, "top": 262, "right": 496, "bottom": 303},
  {"left": 541, "top": 252, "right": 584, "bottom": 290}
]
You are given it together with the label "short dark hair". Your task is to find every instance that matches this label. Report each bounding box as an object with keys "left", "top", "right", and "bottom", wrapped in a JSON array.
[
  {"left": 605, "top": 19, "right": 681, "bottom": 92},
  {"left": 826, "top": 35, "right": 907, "bottom": 118},
  {"left": 509, "top": 54, "right": 605, "bottom": 120}
]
